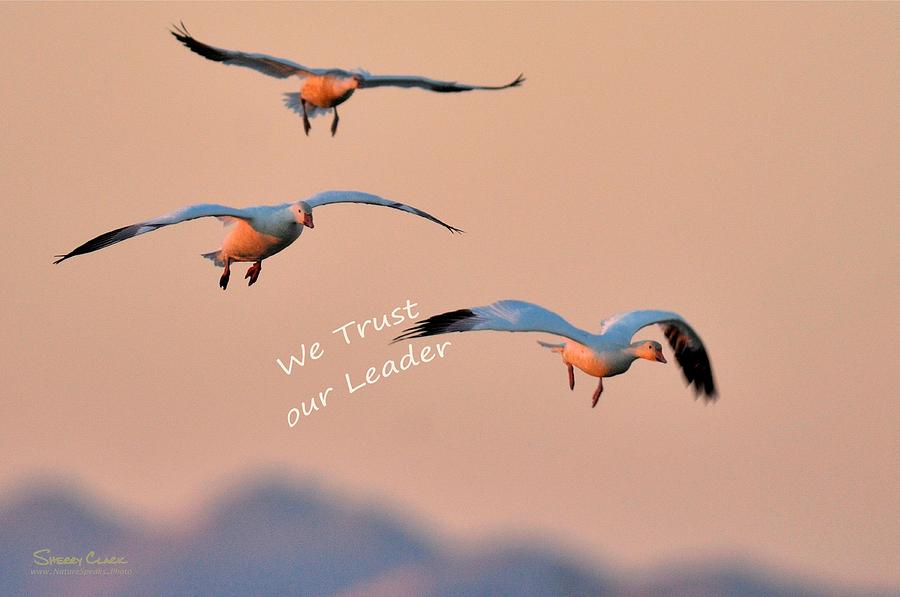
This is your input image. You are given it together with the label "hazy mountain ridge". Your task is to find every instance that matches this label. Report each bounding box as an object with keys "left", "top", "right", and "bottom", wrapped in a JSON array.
[{"left": 1, "top": 479, "right": 894, "bottom": 597}]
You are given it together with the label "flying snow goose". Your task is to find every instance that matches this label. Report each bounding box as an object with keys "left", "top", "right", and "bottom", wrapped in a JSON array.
[
  {"left": 54, "top": 191, "right": 462, "bottom": 290},
  {"left": 393, "top": 300, "right": 716, "bottom": 407},
  {"left": 170, "top": 23, "right": 525, "bottom": 136}
]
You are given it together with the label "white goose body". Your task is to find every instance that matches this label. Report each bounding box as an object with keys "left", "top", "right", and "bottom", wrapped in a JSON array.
[
  {"left": 299, "top": 75, "right": 358, "bottom": 109},
  {"left": 561, "top": 341, "right": 637, "bottom": 379},
  {"left": 394, "top": 300, "right": 717, "bottom": 408},
  {"left": 217, "top": 206, "right": 302, "bottom": 263},
  {"left": 54, "top": 191, "right": 462, "bottom": 290}
]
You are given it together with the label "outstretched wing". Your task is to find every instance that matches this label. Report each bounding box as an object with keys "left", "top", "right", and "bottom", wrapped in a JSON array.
[
  {"left": 393, "top": 300, "right": 593, "bottom": 345},
  {"left": 600, "top": 310, "right": 717, "bottom": 400},
  {"left": 170, "top": 22, "right": 326, "bottom": 79},
  {"left": 303, "top": 191, "right": 462, "bottom": 233},
  {"left": 359, "top": 72, "right": 525, "bottom": 93},
  {"left": 53, "top": 204, "right": 251, "bottom": 264}
]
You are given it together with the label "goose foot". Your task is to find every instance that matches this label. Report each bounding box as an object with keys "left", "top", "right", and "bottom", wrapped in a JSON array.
[
  {"left": 219, "top": 260, "right": 231, "bottom": 290},
  {"left": 301, "top": 100, "right": 311, "bottom": 136},
  {"left": 245, "top": 261, "right": 262, "bottom": 286},
  {"left": 567, "top": 363, "right": 575, "bottom": 391},
  {"left": 331, "top": 106, "right": 339, "bottom": 136},
  {"left": 592, "top": 378, "right": 604, "bottom": 408}
]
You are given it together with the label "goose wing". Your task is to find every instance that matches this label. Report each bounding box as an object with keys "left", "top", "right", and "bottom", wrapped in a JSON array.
[
  {"left": 359, "top": 72, "right": 525, "bottom": 93},
  {"left": 600, "top": 310, "right": 717, "bottom": 400},
  {"left": 393, "top": 300, "right": 593, "bottom": 345},
  {"left": 53, "top": 204, "right": 252, "bottom": 264},
  {"left": 303, "top": 191, "right": 462, "bottom": 233},
  {"left": 170, "top": 23, "right": 327, "bottom": 79}
]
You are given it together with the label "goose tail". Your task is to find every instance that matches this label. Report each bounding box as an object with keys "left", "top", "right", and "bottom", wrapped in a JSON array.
[
  {"left": 201, "top": 250, "right": 224, "bottom": 267},
  {"left": 283, "top": 93, "right": 330, "bottom": 119},
  {"left": 537, "top": 340, "right": 565, "bottom": 353}
]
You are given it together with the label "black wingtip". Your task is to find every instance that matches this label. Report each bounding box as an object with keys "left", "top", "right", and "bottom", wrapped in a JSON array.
[
  {"left": 52, "top": 254, "right": 69, "bottom": 265},
  {"left": 696, "top": 369, "right": 717, "bottom": 402},
  {"left": 391, "top": 308, "right": 476, "bottom": 344},
  {"left": 662, "top": 322, "right": 717, "bottom": 403},
  {"left": 510, "top": 73, "right": 526, "bottom": 87},
  {"left": 690, "top": 373, "right": 717, "bottom": 403},
  {"left": 169, "top": 20, "right": 189, "bottom": 40},
  {"left": 169, "top": 21, "right": 230, "bottom": 63}
]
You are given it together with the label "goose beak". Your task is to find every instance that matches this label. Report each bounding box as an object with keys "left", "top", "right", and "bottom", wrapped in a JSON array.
[
  {"left": 655, "top": 352, "right": 667, "bottom": 364},
  {"left": 303, "top": 213, "right": 314, "bottom": 228}
]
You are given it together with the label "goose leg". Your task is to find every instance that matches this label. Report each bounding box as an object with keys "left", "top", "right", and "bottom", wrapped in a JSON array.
[
  {"left": 301, "top": 100, "right": 311, "bottom": 136},
  {"left": 567, "top": 363, "right": 575, "bottom": 390},
  {"left": 219, "top": 258, "right": 231, "bottom": 290},
  {"left": 245, "top": 260, "right": 262, "bottom": 286},
  {"left": 591, "top": 378, "right": 604, "bottom": 408},
  {"left": 331, "top": 106, "right": 339, "bottom": 136}
]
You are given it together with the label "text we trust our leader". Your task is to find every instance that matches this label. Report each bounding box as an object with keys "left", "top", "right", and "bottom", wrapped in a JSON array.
[{"left": 276, "top": 299, "right": 451, "bottom": 427}]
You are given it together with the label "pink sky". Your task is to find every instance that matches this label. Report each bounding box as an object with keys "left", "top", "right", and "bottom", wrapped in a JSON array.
[{"left": 1, "top": 2, "right": 897, "bottom": 589}]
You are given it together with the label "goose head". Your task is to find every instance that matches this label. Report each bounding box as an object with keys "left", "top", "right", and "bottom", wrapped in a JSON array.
[
  {"left": 332, "top": 74, "right": 361, "bottom": 95},
  {"left": 632, "top": 340, "right": 667, "bottom": 364},
  {"left": 295, "top": 201, "right": 314, "bottom": 229}
]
